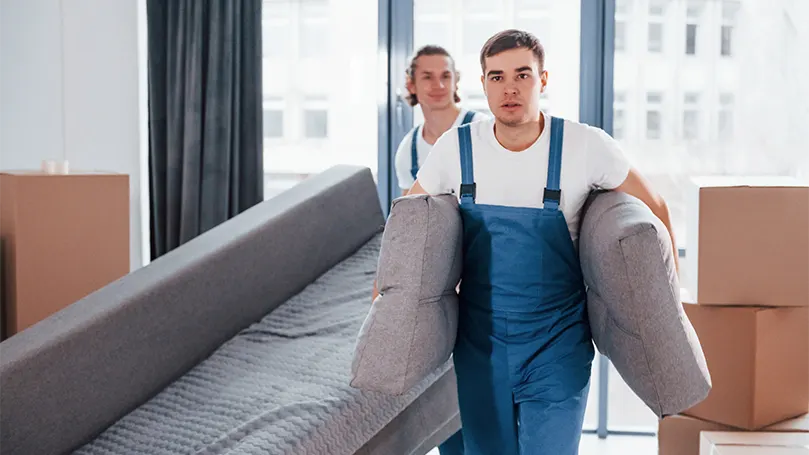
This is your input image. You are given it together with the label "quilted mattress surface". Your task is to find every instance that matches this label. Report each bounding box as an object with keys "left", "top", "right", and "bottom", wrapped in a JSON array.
[{"left": 75, "top": 234, "right": 448, "bottom": 455}]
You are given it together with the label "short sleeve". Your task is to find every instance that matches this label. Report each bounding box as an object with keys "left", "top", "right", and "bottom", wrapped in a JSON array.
[
  {"left": 416, "top": 128, "right": 458, "bottom": 195},
  {"left": 586, "top": 126, "right": 632, "bottom": 190},
  {"left": 394, "top": 130, "right": 415, "bottom": 190}
]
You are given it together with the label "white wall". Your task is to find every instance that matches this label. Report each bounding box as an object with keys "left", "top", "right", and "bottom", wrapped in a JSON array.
[{"left": 0, "top": 0, "right": 148, "bottom": 271}]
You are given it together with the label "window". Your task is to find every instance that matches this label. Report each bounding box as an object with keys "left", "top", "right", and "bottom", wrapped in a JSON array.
[
  {"left": 514, "top": 0, "right": 553, "bottom": 9},
  {"left": 613, "top": 109, "right": 626, "bottom": 140},
  {"left": 646, "top": 111, "right": 661, "bottom": 139},
  {"left": 263, "top": 110, "right": 284, "bottom": 139},
  {"left": 683, "top": 110, "right": 698, "bottom": 140},
  {"left": 303, "top": 109, "right": 328, "bottom": 139},
  {"left": 610, "top": 0, "right": 808, "bottom": 437},
  {"left": 263, "top": 96, "right": 285, "bottom": 139},
  {"left": 613, "top": 91, "right": 627, "bottom": 140},
  {"left": 303, "top": 97, "right": 328, "bottom": 139},
  {"left": 262, "top": 2, "right": 291, "bottom": 58},
  {"left": 648, "top": 23, "right": 663, "bottom": 52},
  {"left": 260, "top": 0, "right": 378, "bottom": 200},
  {"left": 414, "top": 19, "right": 452, "bottom": 50},
  {"left": 300, "top": 1, "right": 329, "bottom": 59},
  {"left": 646, "top": 92, "right": 663, "bottom": 140},
  {"left": 720, "top": 25, "right": 733, "bottom": 56},
  {"left": 615, "top": 21, "right": 626, "bottom": 51},
  {"left": 463, "top": 18, "right": 501, "bottom": 55},
  {"left": 682, "top": 92, "right": 700, "bottom": 141},
  {"left": 685, "top": 24, "right": 697, "bottom": 55},
  {"left": 718, "top": 93, "right": 734, "bottom": 140},
  {"left": 615, "top": 0, "right": 631, "bottom": 15},
  {"left": 414, "top": 0, "right": 582, "bottom": 125},
  {"left": 721, "top": 1, "right": 739, "bottom": 57}
]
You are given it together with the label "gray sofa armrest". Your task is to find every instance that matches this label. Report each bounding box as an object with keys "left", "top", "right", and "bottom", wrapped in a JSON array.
[{"left": 0, "top": 165, "right": 384, "bottom": 455}]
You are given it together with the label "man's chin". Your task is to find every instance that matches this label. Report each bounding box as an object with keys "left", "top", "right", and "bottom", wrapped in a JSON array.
[
  {"left": 495, "top": 114, "right": 527, "bottom": 128},
  {"left": 423, "top": 99, "right": 453, "bottom": 111}
]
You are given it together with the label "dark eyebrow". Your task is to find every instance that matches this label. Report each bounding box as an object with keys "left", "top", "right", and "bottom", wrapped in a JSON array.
[
  {"left": 486, "top": 70, "right": 504, "bottom": 77},
  {"left": 515, "top": 66, "right": 533, "bottom": 73}
]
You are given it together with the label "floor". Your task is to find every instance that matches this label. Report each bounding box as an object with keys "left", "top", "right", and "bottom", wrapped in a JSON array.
[{"left": 426, "top": 433, "right": 658, "bottom": 454}]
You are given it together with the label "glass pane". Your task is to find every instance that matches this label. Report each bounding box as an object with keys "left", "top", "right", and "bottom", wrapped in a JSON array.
[
  {"left": 413, "top": 0, "right": 582, "bottom": 124},
  {"left": 582, "top": 356, "right": 601, "bottom": 431},
  {"left": 611, "top": 1, "right": 809, "bottom": 432},
  {"left": 648, "top": 22, "right": 663, "bottom": 52},
  {"left": 720, "top": 25, "right": 733, "bottom": 56},
  {"left": 615, "top": 21, "right": 626, "bottom": 51},
  {"left": 414, "top": 19, "right": 452, "bottom": 50},
  {"left": 606, "top": 361, "right": 658, "bottom": 430},
  {"left": 685, "top": 23, "right": 697, "bottom": 55},
  {"left": 462, "top": 18, "right": 502, "bottom": 55},
  {"left": 304, "top": 109, "right": 328, "bottom": 138},
  {"left": 260, "top": 0, "right": 378, "bottom": 200},
  {"left": 263, "top": 110, "right": 284, "bottom": 138}
]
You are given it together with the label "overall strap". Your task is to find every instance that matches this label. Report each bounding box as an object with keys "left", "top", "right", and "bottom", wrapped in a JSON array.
[
  {"left": 410, "top": 126, "right": 420, "bottom": 180},
  {"left": 543, "top": 117, "right": 564, "bottom": 211},
  {"left": 457, "top": 124, "right": 476, "bottom": 204},
  {"left": 461, "top": 110, "right": 476, "bottom": 125}
]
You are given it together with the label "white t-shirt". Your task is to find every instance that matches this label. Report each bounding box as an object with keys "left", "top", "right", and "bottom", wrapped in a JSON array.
[
  {"left": 416, "top": 112, "right": 632, "bottom": 241},
  {"left": 394, "top": 109, "right": 488, "bottom": 190}
]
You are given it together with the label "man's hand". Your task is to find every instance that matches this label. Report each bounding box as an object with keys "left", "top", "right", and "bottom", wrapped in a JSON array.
[
  {"left": 405, "top": 180, "right": 429, "bottom": 197},
  {"left": 613, "top": 167, "right": 680, "bottom": 274}
]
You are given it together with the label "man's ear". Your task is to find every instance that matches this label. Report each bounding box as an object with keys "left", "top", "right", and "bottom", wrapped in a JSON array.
[{"left": 405, "top": 75, "right": 416, "bottom": 96}]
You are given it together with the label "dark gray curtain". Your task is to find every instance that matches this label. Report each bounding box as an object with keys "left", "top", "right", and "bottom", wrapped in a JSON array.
[{"left": 147, "top": 0, "right": 263, "bottom": 259}]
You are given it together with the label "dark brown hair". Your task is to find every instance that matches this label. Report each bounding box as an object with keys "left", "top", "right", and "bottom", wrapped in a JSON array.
[
  {"left": 405, "top": 45, "right": 461, "bottom": 107},
  {"left": 479, "top": 29, "right": 545, "bottom": 73}
]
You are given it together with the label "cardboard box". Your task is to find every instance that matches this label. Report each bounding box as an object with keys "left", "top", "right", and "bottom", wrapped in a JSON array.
[
  {"left": 0, "top": 171, "right": 129, "bottom": 338},
  {"left": 700, "top": 431, "right": 809, "bottom": 454},
  {"left": 659, "top": 414, "right": 809, "bottom": 455},
  {"left": 683, "top": 303, "right": 809, "bottom": 430},
  {"left": 686, "top": 177, "right": 809, "bottom": 307}
]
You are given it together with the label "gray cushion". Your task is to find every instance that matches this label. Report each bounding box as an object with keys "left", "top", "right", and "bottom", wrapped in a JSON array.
[
  {"left": 579, "top": 190, "right": 711, "bottom": 417},
  {"left": 350, "top": 194, "right": 462, "bottom": 395}
]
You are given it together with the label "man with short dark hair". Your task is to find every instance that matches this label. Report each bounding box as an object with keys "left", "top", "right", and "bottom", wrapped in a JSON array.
[{"left": 405, "top": 29, "right": 678, "bottom": 454}]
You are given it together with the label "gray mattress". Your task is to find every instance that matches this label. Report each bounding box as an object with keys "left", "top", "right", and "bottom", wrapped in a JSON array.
[{"left": 75, "top": 234, "right": 449, "bottom": 455}]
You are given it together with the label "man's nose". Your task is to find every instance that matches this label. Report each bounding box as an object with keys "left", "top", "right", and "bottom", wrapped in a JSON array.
[{"left": 503, "top": 83, "right": 518, "bottom": 95}]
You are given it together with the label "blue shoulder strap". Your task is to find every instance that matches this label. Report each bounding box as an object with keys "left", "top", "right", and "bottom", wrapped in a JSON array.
[
  {"left": 410, "top": 126, "right": 420, "bottom": 180},
  {"left": 543, "top": 116, "right": 564, "bottom": 211},
  {"left": 457, "top": 124, "right": 475, "bottom": 204},
  {"left": 461, "top": 110, "right": 476, "bottom": 125}
]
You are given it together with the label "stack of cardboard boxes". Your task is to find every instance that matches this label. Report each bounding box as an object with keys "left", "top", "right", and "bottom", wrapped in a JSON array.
[{"left": 658, "top": 177, "right": 809, "bottom": 454}]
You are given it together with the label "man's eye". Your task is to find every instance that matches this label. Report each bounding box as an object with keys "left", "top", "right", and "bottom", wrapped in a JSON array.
[
  {"left": 519, "top": 73, "right": 530, "bottom": 79},
  {"left": 491, "top": 76, "right": 501, "bottom": 81}
]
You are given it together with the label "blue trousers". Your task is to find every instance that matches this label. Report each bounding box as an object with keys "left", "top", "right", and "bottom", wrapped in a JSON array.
[
  {"left": 440, "top": 383, "right": 589, "bottom": 455},
  {"left": 438, "top": 430, "right": 464, "bottom": 455}
]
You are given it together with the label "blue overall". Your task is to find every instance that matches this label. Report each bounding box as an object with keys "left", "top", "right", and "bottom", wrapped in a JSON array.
[
  {"left": 411, "top": 111, "right": 477, "bottom": 180},
  {"left": 446, "top": 117, "right": 594, "bottom": 455}
]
